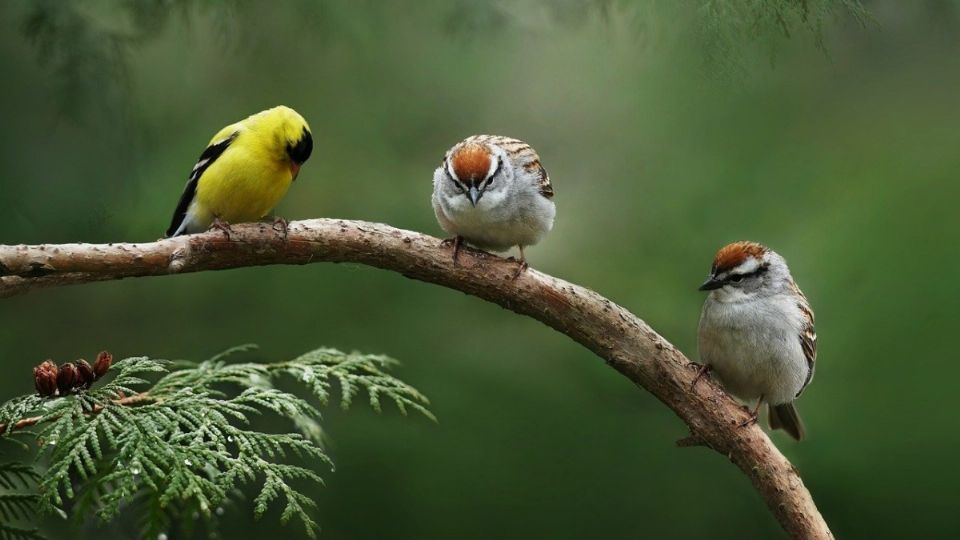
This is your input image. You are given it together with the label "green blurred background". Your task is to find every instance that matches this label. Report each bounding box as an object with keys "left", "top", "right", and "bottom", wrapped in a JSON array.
[{"left": 1, "top": 0, "right": 958, "bottom": 538}]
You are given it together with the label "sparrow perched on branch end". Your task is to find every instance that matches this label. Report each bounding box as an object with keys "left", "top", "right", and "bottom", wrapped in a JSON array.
[{"left": 697, "top": 241, "right": 817, "bottom": 441}]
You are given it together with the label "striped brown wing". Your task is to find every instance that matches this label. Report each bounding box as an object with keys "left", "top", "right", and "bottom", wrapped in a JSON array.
[
  {"left": 530, "top": 161, "right": 553, "bottom": 199},
  {"left": 793, "top": 282, "right": 817, "bottom": 397}
]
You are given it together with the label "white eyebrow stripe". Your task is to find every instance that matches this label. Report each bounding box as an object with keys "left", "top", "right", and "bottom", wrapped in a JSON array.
[
  {"left": 731, "top": 258, "right": 760, "bottom": 275},
  {"left": 486, "top": 148, "right": 499, "bottom": 179},
  {"left": 445, "top": 158, "right": 460, "bottom": 182}
]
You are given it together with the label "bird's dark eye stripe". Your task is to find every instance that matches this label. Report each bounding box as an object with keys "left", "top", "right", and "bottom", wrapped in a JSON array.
[{"left": 443, "top": 166, "right": 466, "bottom": 192}]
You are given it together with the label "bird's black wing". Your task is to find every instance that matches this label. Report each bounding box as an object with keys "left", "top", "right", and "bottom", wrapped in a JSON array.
[{"left": 165, "top": 132, "right": 238, "bottom": 237}]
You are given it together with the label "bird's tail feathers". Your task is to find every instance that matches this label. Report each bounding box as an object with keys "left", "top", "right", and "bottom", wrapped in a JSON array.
[
  {"left": 168, "top": 219, "right": 190, "bottom": 238},
  {"left": 768, "top": 402, "right": 806, "bottom": 441},
  {"left": 167, "top": 204, "right": 201, "bottom": 237}
]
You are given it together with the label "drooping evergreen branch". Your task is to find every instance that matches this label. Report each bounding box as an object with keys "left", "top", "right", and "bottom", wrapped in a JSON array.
[
  {"left": 0, "top": 220, "right": 832, "bottom": 539},
  {"left": 0, "top": 462, "right": 43, "bottom": 540},
  {"left": 0, "top": 345, "right": 432, "bottom": 539}
]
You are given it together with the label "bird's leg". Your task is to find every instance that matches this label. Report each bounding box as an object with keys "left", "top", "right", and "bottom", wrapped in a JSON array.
[
  {"left": 271, "top": 216, "right": 289, "bottom": 239},
  {"left": 739, "top": 395, "right": 764, "bottom": 428},
  {"left": 689, "top": 363, "right": 711, "bottom": 390},
  {"left": 511, "top": 245, "right": 529, "bottom": 280},
  {"left": 209, "top": 217, "right": 234, "bottom": 240},
  {"left": 453, "top": 235, "right": 463, "bottom": 265},
  {"left": 440, "top": 236, "right": 464, "bottom": 266}
]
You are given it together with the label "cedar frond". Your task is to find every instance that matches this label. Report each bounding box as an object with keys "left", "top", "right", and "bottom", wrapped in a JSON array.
[{"left": 0, "top": 346, "right": 431, "bottom": 538}]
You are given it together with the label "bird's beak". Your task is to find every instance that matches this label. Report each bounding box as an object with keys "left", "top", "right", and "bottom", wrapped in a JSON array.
[
  {"left": 467, "top": 185, "right": 481, "bottom": 207},
  {"left": 698, "top": 276, "right": 725, "bottom": 291},
  {"left": 290, "top": 162, "right": 302, "bottom": 181}
]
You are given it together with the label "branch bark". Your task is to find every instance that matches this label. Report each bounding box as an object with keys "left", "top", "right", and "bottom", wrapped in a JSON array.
[{"left": 0, "top": 219, "right": 832, "bottom": 539}]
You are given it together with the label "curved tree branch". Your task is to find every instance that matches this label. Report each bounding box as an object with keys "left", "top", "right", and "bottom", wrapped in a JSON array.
[{"left": 0, "top": 219, "right": 832, "bottom": 539}]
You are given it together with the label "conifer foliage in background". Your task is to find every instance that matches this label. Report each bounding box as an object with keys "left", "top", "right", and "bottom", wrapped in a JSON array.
[
  {"left": 0, "top": 346, "right": 433, "bottom": 539},
  {"left": 0, "top": 462, "right": 43, "bottom": 540}
]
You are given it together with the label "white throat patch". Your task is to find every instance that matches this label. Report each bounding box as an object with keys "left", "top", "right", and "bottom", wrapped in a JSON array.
[{"left": 711, "top": 286, "right": 757, "bottom": 304}]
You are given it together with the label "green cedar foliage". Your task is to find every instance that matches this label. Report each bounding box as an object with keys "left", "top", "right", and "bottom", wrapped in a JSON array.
[
  {"left": 10, "top": 0, "right": 870, "bottom": 118},
  {"left": 0, "top": 346, "right": 433, "bottom": 538},
  {"left": 0, "top": 463, "right": 43, "bottom": 540}
]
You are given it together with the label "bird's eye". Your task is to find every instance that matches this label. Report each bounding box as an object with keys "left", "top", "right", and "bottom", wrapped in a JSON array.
[
  {"left": 485, "top": 175, "right": 494, "bottom": 186},
  {"left": 729, "top": 274, "right": 744, "bottom": 283}
]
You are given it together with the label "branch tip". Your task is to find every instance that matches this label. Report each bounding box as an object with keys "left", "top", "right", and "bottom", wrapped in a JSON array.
[{"left": 676, "top": 434, "right": 706, "bottom": 448}]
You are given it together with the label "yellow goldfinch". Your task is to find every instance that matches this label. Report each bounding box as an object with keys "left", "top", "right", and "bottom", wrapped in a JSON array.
[{"left": 165, "top": 105, "right": 313, "bottom": 237}]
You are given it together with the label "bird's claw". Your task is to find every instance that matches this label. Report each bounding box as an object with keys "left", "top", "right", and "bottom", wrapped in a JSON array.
[
  {"left": 738, "top": 397, "right": 764, "bottom": 428},
  {"left": 442, "top": 236, "right": 464, "bottom": 267},
  {"left": 738, "top": 413, "right": 759, "bottom": 429},
  {"left": 272, "top": 217, "right": 289, "bottom": 239},
  {"left": 511, "top": 260, "right": 529, "bottom": 280},
  {"left": 209, "top": 218, "right": 234, "bottom": 240},
  {"left": 690, "top": 363, "right": 711, "bottom": 390}
]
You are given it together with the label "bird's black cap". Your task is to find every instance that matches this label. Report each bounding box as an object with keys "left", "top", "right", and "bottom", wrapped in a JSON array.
[{"left": 288, "top": 128, "right": 313, "bottom": 164}]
